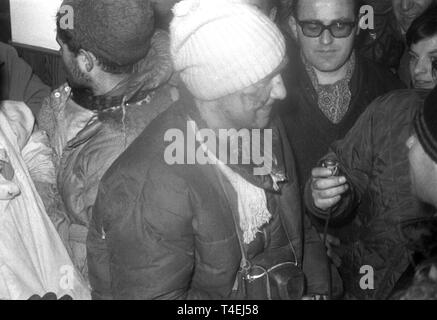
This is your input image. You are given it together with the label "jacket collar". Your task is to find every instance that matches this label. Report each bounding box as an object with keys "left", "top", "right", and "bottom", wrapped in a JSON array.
[
  {"left": 64, "top": 30, "right": 173, "bottom": 150},
  {"left": 71, "top": 30, "right": 173, "bottom": 113}
]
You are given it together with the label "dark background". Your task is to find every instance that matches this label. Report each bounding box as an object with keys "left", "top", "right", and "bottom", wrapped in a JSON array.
[{"left": 0, "top": 0, "right": 11, "bottom": 43}]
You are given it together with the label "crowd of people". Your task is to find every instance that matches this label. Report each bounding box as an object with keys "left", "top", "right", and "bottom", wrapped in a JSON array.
[{"left": 1, "top": 0, "right": 437, "bottom": 300}]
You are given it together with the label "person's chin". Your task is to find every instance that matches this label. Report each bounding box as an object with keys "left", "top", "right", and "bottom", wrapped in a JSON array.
[
  {"left": 312, "top": 57, "right": 344, "bottom": 72},
  {"left": 314, "top": 62, "right": 342, "bottom": 73}
]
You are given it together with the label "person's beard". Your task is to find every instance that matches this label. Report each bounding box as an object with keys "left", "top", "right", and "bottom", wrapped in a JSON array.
[{"left": 64, "top": 58, "right": 91, "bottom": 90}]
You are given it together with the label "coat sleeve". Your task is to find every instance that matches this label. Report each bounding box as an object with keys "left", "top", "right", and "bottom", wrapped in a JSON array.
[
  {"left": 88, "top": 162, "right": 197, "bottom": 300},
  {"left": 304, "top": 94, "right": 385, "bottom": 226},
  {"left": 78, "top": 128, "right": 125, "bottom": 226},
  {"left": 302, "top": 212, "right": 343, "bottom": 297}
]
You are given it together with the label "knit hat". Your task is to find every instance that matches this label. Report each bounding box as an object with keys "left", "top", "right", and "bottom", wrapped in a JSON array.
[
  {"left": 414, "top": 87, "right": 437, "bottom": 163},
  {"left": 170, "top": 0, "right": 286, "bottom": 101},
  {"left": 59, "top": 0, "right": 155, "bottom": 68}
]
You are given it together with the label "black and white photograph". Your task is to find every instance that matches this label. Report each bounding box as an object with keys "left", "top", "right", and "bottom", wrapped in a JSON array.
[{"left": 0, "top": 0, "right": 437, "bottom": 307}]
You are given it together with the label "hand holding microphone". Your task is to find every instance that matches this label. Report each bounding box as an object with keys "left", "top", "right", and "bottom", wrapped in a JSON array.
[{"left": 311, "top": 159, "right": 349, "bottom": 212}]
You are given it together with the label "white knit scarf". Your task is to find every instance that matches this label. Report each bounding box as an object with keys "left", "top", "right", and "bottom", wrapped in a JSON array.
[{"left": 188, "top": 120, "right": 272, "bottom": 244}]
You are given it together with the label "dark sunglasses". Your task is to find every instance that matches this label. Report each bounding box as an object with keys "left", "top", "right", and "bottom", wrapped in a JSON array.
[{"left": 295, "top": 19, "right": 357, "bottom": 38}]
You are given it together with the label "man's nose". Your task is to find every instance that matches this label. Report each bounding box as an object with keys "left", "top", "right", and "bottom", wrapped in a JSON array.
[
  {"left": 270, "top": 75, "right": 287, "bottom": 101},
  {"left": 319, "top": 29, "right": 334, "bottom": 45}
]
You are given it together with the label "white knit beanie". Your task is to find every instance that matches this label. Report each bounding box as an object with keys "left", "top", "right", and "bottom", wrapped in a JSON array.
[{"left": 170, "top": 0, "right": 286, "bottom": 101}]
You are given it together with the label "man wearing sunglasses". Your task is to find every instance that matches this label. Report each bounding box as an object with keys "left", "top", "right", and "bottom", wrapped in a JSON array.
[{"left": 277, "top": 0, "right": 405, "bottom": 193}]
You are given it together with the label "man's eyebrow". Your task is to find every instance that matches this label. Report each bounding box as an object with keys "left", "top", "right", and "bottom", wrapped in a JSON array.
[{"left": 429, "top": 49, "right": 437, "bottom": 55}]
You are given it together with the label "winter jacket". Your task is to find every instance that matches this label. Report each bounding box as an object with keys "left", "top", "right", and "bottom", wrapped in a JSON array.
[
  {"left": 87, "top": 89, "right": 337, "bottom": 300},
  {"left": 37, "top": 30, "right": 178, "bottom": 280},
  {"left": 277, "top": 39, "right": 405, "bottom": 190},
  {"left": 305, "top": 89, "right": 436, "bottom": 299},
  {"left": 0, "top": 42, "right": 50, "bottom": 115}
]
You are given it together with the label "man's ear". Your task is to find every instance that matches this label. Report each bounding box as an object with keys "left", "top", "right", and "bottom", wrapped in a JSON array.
[
  {"left": 77, "top": 49, "right": 95, "bottom": 73},
  {"left": 289, "top": 16, "right": 299, "bottom": 40}
]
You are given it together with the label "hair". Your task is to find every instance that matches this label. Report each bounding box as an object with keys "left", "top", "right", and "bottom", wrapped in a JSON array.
[
  {"left": 291, "top": 0, "right": 363, "bottom": 18},
  {"left": 406, "top": 5, "right": 437, "bottom": 48},
  {"left": 56, "top": 13, "right": 134, "bottom": 75}
]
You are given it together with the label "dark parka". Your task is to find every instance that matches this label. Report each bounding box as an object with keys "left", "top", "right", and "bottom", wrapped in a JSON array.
[
  {"left": 87, "top": 91, "right": 336, "bottom": 300},
  {"left": 305, "top": 89, "right": 436, "bottom": 299}
]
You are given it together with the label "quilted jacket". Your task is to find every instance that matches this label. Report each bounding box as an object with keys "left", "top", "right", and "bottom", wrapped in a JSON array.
[{"left": 306, "top": 89, "right": 436, "bottom": 299}]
